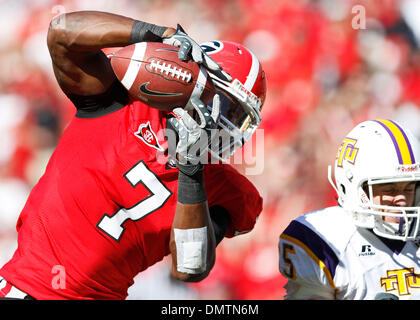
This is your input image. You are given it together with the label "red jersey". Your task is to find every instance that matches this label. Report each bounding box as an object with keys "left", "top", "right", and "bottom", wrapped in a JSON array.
[{"left": 0, "top": 100, "right": 262, "bottom": 300}]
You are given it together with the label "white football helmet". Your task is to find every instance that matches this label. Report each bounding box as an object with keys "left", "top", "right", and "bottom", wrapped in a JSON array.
[
  {"left": 200, "top": 41, "right": 266, "bottom": 160},
  {"left": 328, "top": 119, "right": 420, "bottom": 241}
]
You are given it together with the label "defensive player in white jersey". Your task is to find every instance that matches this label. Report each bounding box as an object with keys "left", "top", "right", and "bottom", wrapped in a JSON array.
[{"left": 278, "top": 119, "right": 420, "bottom": 300}]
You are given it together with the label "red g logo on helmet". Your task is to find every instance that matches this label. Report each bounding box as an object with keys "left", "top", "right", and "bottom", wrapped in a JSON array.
[{"left": 201, "top": 41, "right": 266, "bottom": 106}]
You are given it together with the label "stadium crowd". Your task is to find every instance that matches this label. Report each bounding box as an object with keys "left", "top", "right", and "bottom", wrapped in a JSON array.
[{"left": 1, "top": 0, "right": 420, "bottom": 299}]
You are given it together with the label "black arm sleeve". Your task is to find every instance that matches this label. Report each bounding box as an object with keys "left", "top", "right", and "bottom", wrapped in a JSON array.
[
  {"left": 209, "top": 205, "right": 231, "bottom": 245},
  {"left": 65, "top": 79, "right": 129, "bottom": 118}
]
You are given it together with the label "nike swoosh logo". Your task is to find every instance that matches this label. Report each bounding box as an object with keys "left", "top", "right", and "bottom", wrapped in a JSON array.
[{"left": 139, "top": 82, "right": 183, "bottom": 97}]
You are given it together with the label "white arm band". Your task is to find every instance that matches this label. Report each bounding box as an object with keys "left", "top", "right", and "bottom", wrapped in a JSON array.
[{"left": 174, "top": 227, "right": 208, "bottom": 274}]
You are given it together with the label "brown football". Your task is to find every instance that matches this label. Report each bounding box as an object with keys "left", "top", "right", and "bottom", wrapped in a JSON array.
[{"left": 110, "top": 42, "right": 216, "bottom": 110}]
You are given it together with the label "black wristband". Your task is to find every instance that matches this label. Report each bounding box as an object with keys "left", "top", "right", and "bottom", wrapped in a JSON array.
[
  {"left": 130, "top": 20, "right": 168, "bottom": 43},
  {"left": 177, "top": 166, "right": 207, "bottom": 204}
]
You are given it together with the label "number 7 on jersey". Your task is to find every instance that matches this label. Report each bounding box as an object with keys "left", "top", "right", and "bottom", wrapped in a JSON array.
[{"left": 97, "top": 161, "right": 172, "bottom": 241}]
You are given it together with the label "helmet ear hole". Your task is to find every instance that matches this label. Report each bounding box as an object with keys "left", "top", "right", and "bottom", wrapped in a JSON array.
[{"left": 339, "top": 184, "right": 346, "bottom": 195}]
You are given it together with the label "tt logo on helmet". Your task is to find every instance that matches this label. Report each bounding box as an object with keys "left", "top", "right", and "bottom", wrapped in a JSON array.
[{"left": 336, "top": 137, "right": 359, "bottom": 168}]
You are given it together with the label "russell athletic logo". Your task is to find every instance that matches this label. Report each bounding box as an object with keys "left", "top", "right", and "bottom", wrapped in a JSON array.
[
  {"left": 359, "top": 244, "right": 375, "bottom": 256},
  {"left": 134, "top": 121, "right": 164, "bottom": 151}
]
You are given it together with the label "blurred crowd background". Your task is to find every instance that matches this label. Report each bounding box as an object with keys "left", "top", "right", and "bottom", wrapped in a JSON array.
[{"left": 1, "top": 0, "right": 420, "bottom": 300}]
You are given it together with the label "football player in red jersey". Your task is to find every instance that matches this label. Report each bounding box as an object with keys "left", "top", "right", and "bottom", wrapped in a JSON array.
[{"left": 0, "top": 11, "right": 266, "bottom": 299}]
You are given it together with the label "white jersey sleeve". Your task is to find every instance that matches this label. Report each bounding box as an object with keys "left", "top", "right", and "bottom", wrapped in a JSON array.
[
  {"left": 279, "top": 221, "right": 338, "bottom": 299},
  {"left": 278, "top": 207, "right": 356, "bottom": 300}
]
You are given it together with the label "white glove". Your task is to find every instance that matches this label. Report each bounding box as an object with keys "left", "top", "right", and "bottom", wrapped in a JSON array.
[
  {"left": 168, "top": 94, "right": 221, "bottom": 169},
  {"left": 163, "top": 24, "right": 232, "bottom": 82}
]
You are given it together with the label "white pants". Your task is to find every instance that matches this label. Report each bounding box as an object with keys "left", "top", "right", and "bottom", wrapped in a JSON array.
[{"left": 0, "top": 276, "right": 33, "bottom": 299}]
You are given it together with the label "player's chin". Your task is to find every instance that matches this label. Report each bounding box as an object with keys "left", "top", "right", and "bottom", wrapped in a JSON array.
[{"left": 382, "top": 215, "right": 402, "bottom": 223}]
